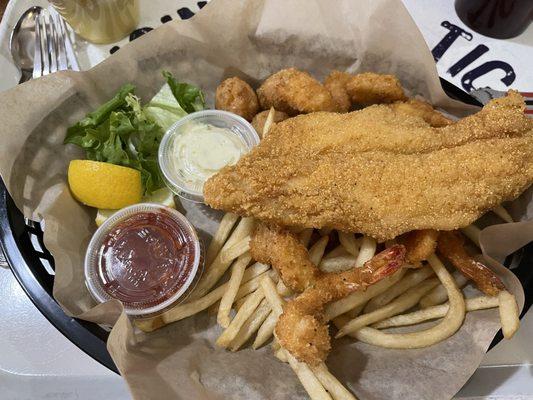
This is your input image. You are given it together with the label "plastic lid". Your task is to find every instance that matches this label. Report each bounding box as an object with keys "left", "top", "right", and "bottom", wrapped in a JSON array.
[
  {"left": 84, "top": 203, "right": 202, "bottom": 316},
  {"left": 158, "top": 110, "right": 260, "bottom": 203}
]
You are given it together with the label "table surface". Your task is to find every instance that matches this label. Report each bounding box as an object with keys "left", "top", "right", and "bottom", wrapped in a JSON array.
[{"left": 0, "top": 1, "right": 532, "bottom": 399}]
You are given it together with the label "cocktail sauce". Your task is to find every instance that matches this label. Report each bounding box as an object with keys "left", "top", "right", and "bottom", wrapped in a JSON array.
[{"left": 85, "top": 205, "right": 201, "bottom": 315}]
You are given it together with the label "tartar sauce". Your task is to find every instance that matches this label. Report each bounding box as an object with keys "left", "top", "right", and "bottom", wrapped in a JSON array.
[{"left": 170, "top": 122, "right": 247, "bottom": 191}]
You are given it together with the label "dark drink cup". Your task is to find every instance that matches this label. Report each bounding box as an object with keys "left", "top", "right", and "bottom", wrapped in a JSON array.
[{"left": 455, "top": 0, "right": 533, "bottom": 39}]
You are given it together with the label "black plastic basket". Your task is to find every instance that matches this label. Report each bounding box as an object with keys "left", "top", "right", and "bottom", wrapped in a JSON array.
[{"left": 0, "top": 79, "right": 532, "bottom": 374}]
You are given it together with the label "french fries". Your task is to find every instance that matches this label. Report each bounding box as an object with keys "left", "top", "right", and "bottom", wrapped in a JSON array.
[
  {"left": 460, "top": 224, "right": 481, "bottom": 248},
  {"left": 419, "top": 271, "right": 468, "bottom": 308},
  {"left": 498, "top": 290, "right": 520, "bottom": 339},
  {"left": 217, "top": 253, "right": 252, "bottom": 328},
  {"left": 253, "top": 308, "right": 278, "bottom": 349},
  {"left": 219, "top": 235, "right": 251, "bottom": 264},
  {"left": 319, "top": 255, "right": 358, "bottom": 273},
  {"left": 492, "top": 205, "right": 513, "bottom": 223},
  {"left": 260, "top": 274, "right": 285, "bottom": 315},
  {"left": 324, "top": 245, "right": 351, "bottom": 259},
  {"left": 336, "top": 278, "right": 439, "bottom": 337},
  {"left": 299, "top": 228, "right": 314, "bottom": 247},
  {"left": 311, "top": 363, "right": 358, "bottom": 400},
  {"left": 352, "top": 254, "right": 466, "bottom": 349},
  {"left": 205, "top": 213, "right": 239, "bottom": 265},
  {"left": 217, "top": 288, "right": 265, "bottom": 347},
  {"left": 338, "top": 232, "right": 360, "bottom": 257},
  {"left": 230, "top": 299, "right": 272, "bottom": 351},
  {"left": 354, "top": 236, "right": 376, "bottom": 267},
  {"left": 364, "top": 266, "right": 434, "bottom": 313},
  {"left": 309, "top": 236, "right": 329, "bottom": 266},
  {"left": 194, "top": 217, "right": 256, "bottom": 298},
  {"left": 373, "top": 295, "right": 500, "bottom": 329},
  {"left": 285, "top": 351, "right": 333, "bottom": 400},
  {"left": 325, "top": 269, "right": 406, "bottom": 320}
]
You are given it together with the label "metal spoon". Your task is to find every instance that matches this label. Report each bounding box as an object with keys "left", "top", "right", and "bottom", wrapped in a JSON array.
[{"left": 9, "top": 6, "right": 42, "bottom": 84}]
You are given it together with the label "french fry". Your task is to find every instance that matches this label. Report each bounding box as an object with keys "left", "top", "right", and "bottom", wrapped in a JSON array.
[
  {"left": 311, "top": 363, "right": 358, "bottom": 400},
  {"left": 285, "top": 350, "right": 333, "bottom": 400},
  {"left": 276, "top": 279, "right": 293, "bottom": 297},
  {"left": 206, "top": 213, "right": 239, "bottom": 265},
  {"left": 217, "top": 253, "right": 252, "bottom": 328},
  {"left": 220, "top": 235, "right": 251, "bottom": 264},
  {"left": 338, "top": 232, "right": 360, "bottom": 257},
  {"left": 319, "top": 255, "right": 357, "bottom": 273},
  {"left": 319, "top": 227, "right": 333, "bottom": 236},
  {"left": 217, "top": 288, "right": 265, "bottom": 348},
  {"left": 253, "top": 309, "right": 278, "bottom": 349},
  {"left": 274, "top": 348, "right": 288, "bottom": 363},
  {"left": 193, "top": 217, "right": 256, "bottom": 298},
  {"left": 460, "top": 224, "right": 481, "bottom": 248},
  {"left": 354, "top": 236, "right": 376, "bottom": 267},
  {"left": 353, "top": 254, "right": 466, "bottom": 349},
  {"left": 309, "top": 236, "right": 329, "bottom": 266},
  {"left": 262, "top": 107, "right": 276, "bottom": 137},
  {"left": 324, "top": 245, "right": 351, "bottom": 259},
  {"left": 419, "top": 271, "right": 468, "bottom": 308},
  {"left": 325, "top": 269, "right": 406, "bottom": 320},
  {"left": 364, "top": 266, "right": 434, "bottom": 313},
  {"left": 136, "top": 263, "right": 269, "bottom": 332},
  {"left": 299, "top": 228, "right": 314, "bottom": 247},
  {"left": 260, "top": 274, "right": 285, "bottom": 315},
  {"left": 336, "top": 278, "right": 439, "bottom": 337},
  {"left": 492, "top": 205, "right": 513, "bottom": 223},
  {"left": 373, "top": 295, "right": 499, "bottom": 329},
  {"left": 230, "top": 299, "right": 272, "bottom": 351},
  {"left": 498, "top": 290, "right": 520, "bottom": 339},
  {"left": 235, "top": 292, "right": 253, "bottom": 311}
]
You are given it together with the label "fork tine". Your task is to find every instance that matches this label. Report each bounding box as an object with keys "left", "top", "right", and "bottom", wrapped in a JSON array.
[
  {"left": 33, "top": 14, "right": 43, "bottom": 78},
  {"left": 52, "top": 11, "right": 68, "bottom": 71},
  {"left": 40, "top": 13, "right": 51, "bottom": 75},
  {"left": 45, "top": 13, "right": 58, "bottom": 74}
]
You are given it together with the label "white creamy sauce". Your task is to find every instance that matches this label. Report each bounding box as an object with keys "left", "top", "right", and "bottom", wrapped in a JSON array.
[{"left": 170, "top": 122, "right": 246, "bottom": 191}]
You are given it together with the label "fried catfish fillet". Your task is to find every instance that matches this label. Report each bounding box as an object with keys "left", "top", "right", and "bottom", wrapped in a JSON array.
[{"left": 204, "top": 91, "right": 533, "bottom": 241}]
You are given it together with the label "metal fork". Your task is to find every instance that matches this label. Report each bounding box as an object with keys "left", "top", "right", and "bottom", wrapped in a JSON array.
[{"left": 33, "top": 9, "right": 78, "bottom": 78}]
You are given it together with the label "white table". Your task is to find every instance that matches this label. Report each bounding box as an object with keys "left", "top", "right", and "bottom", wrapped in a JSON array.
[{"left": 0, "top": 1, "right": 532, "bottom": 399}]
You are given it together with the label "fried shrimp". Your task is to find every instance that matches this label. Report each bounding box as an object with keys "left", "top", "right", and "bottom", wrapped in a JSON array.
[
  {"left": 251, "top": 224, "right": 406, "bottom": 364},
  {"left": 324, "top": 70, "right": 352, "bottom": 113},
  {"left": 400, "top": 229, "right": 440, "bottom": 265},
  {"left": 251, "top": 109, "right": 289, "bottom": 137},
  {"left": 438, "top": 231, "right": 505, "bottom": 296},
  {"left": 257, "top": 68, "right": 337, "bottom": 115},
  {"left": 277, "top": 245, "right": 406, "bottom": 365},
  {"left": 215, "top": 77, "right": 259, "bottom": 121},
  {"left": 250, "top": 223, "right": 318, "bottom": 293},
  {"left": 346, "top": 72, "right": 407, "bottom": 105}
]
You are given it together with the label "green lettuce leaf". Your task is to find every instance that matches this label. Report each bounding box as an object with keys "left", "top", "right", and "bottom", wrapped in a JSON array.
[{"left": 163, "top": 71, "right": 205, "bottom": 114}]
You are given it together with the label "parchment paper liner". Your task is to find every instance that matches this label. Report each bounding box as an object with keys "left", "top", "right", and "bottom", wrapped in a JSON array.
[{"left": 0, "top": 0, "right": 529, "bottom": 399}]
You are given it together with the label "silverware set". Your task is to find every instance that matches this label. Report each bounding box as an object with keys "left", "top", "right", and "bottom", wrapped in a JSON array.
[{"left": 10, "top": 6, "right": 79, "bottom": 83}]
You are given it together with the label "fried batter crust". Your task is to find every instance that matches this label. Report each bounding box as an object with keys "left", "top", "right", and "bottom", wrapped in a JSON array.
[
  {"left": 346, "top": 72, "right": 407, "bottom": 105},
  {"left": 204, "top": 91, "right": 533, "bottom": 241}
]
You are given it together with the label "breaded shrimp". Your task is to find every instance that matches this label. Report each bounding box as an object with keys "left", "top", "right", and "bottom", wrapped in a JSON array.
[
  {"left": 277, "top": 245, "right": 406, "bottom": 365},
  {"left": 346, "top": 72, "right": 407, "bottom": 105},
  {"left": 438, "top": 231, "right": 505, "bottom": 296},
  {"left": 400, "top": 229, "right": 440, "bottom": 266},
  {"left": 250, "top": 223, "right": 318, "bottom": 293},
  {"left": 257, "top": 68, "right": 337, "bottom": 115},
  {"left": 215, "top": 77, "right": 259, "bottom": 121},
  {"left": 251, "top": 224, "right": 406, "bottom": 364},
  {"left": 324, "top": 70, "right": 352, "bottom": 113},
  {"left": 251, "top": 109, "right": 289, "bottom": 138}
]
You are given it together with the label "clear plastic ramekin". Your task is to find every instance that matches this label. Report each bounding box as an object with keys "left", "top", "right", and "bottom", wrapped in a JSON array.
[
  {"left": 84, "top": 203, "right": 203, "bottom": 317},
  {"left": 158, "top": 110, "right": 260, "bottom": 203}
]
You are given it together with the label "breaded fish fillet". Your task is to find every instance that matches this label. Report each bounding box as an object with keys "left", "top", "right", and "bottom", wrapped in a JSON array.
[{"left": 204, "top": 91, "right": 533, "bottom": 241}]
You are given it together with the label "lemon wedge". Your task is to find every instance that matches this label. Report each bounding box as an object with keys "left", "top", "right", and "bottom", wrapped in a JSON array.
[{"left": 68, "top": 160, "right": 142, "bottom": 209}]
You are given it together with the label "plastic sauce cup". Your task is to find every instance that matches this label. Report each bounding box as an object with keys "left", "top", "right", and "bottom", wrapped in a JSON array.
[
  {"left": 84, "top": 203, "right": 203, "bottom": 317},
  {"left": 158, "top": 110, "right": 260, "bottom": 203}
]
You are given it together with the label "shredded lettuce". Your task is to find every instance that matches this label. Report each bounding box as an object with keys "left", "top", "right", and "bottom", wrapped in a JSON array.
[{"left": 64, "top": 72, "right": 205, "bottom": 194}]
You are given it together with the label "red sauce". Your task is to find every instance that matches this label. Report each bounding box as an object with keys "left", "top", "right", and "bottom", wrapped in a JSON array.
[{"left": 96, "top": 210, "right": 198, "bottom": 311}]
